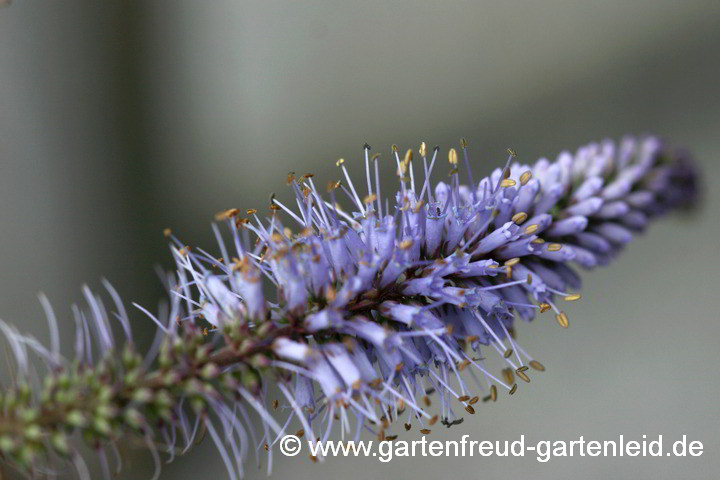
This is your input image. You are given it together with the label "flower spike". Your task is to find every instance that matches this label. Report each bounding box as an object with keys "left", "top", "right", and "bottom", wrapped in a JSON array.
[{"left": 0, "top": 135, "right": 697, "bottom": 479}]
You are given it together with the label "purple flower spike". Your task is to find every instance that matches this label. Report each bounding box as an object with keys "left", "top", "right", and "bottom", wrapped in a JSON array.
[{"left": 0, "top": 136, "right": 698, "bottom": 479}]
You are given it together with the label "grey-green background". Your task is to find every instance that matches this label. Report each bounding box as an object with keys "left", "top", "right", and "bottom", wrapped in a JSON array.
[{"left": 1, "top": 1, "right": 718, "bottom": 479}]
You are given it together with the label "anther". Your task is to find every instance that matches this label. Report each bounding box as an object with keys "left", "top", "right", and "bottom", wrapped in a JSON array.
[
  {"left": 519, "top": 171, "right": 532, "bottom": 185},
  {"left": 529, "top": 360, "right": 545, "bottom": 371},
  {"left": 555, "top": 312, "right": 569, "bottom": 328},
  {"left": 511, "top": 212, "right": 528, "bottom": 224}
]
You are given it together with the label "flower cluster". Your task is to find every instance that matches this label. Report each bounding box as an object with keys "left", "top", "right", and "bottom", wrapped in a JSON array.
[{"left": 0, "top": 136, "right": 697, "bottom": 479}]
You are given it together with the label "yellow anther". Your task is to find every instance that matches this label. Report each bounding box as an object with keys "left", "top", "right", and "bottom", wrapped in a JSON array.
[
  {"left": 555, "top": 312, "right": 569, "bottom": 328},
  {"left": 564, "top": 293, "right": 582, "bottom": 301},
  {"left": 547, "top": 243, "right": 563, "bottom": 252},
  {"left": 500, "top": 178, "right": 517, "bottom": 187},
  {"left": 336, "top": 158, "right": 345, "bottom": 167},
  {"left": 504, "top": 258, "right": 520, "bottom": 267},
  {"left": 448, "top": 148, "right": 458, "bottom": 165},
  {"left": 511, "top": 212, "right": 528, "bottom": 224},
  {"left": 525, "top": 224, "right": 538, "bottom": 234},
  {"left": 403, "top": 148, "right": 413, "bottom": 165},
  {"left": 419, "top": 142, "right": 427, "bottom": 157}
]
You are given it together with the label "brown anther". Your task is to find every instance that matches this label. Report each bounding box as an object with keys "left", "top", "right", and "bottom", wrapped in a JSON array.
[
  {"left": 246, "top": 209, "right": 257, "bottom": 215},
  {"left": 506, "top": 266, "right": 513, "bottom": 279},
  {"left": 385, "top": 435, "right": 398, "bottom": 441},
  {"left": 420, "top": 429, "right": 431, "bottom": 434},
  {"left": 214, "top": 208, "right": 239, "bottom": 221},
  {"left": 469, "top": 396, "right": 479, "bottom": 405},
  {"left": 163, "top": 228, "right": 172, "bottom": 237},
  {"left": 272, "top": 399, "right": 279, "bottom": 410},
  {"left": 555, "top": 312, "right": 569, "bottom": 328},
  {"left": 423, "top": 396, "right": 431, "bottom": 407},
  {"left": 429, "top": 415, "right": 439, "bottom": 426},
  {"left": 296, "top": 429, "right": 305, "bottom": 438},
  {"left": 309, "top": 454, "right": 318, "bottom": 463},
  {"left": 395, "top": 362, "right": 405, "bottom": 372},
  {"left": 509, "top": 384, "right": 518, "bottom": 395},
  {"left": 502, "top": 368, "right": 515, "bottom": 385},
  {"left": 519, "top": 171, "right": 532, "bottom": 186},
  {"left": 511, "top": 212, "right": 528, "bottom": 224},
  {"left": 466, "top": 335, "right": 479, "bottom": 342},
  {"left": 490, "top": 385, "right": 498, "bottom": 402},
  {"left": 518, "top": 366, "right": 529, "bottom": 372},
  {"left": 264, "top": 443, "right": 269, "bottom": 451},
  {"left": 503, "top": 348, "right": 513, "bottom": 359},
  {"left": 465, "top": 405, "right": 475, "bottom": 414},
  {"left": 539, "top": 303, "right": 551, "bottom": 313},
  {"left": 529, "top": 360, "right": 545, "bottom": 371},
  {"left": 458, "top": 395, "right": 470, "bottom": 402},
  {"left": 287, "top": 171, "right": 296, "bottom": 185},
  {"left": 404, "top": 423, "right": 412, "bottom": 431},
  {"left": 460, "top": 137, "right": 468, "bottom": 148},
  {"left": 516, "top": 369, "right": 530, "bottom": 383}
]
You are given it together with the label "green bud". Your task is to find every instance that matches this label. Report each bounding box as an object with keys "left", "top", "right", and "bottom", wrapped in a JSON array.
[
  {"left": 132, "top": 388, "right": 154, "bottom": 404},
  {"left": 123, "top": 408, "right": 145, "bottom": 430},
  {"left": 154, "top": 389, "right": 173, "bottom": 409},
  {"left": 0, "top": 435, "right": 15, "bottom": 453},
  {"left": 24, "top": 424, "right": 43, "bottom": 442},
  {"left": 51, "top": 432, "right": 71, "bottom": 456},
  {"left": 66, "top": 410, "right": 87, "bottom": 428},
  {"left": 200, "top": 362, "right": 220, "bottom": 380},
  {"left": 242, "top": 368, "right": 261, "bottom": 394},
  {"left": 93, "top": 416, "right": 112, "bottom": 436}
]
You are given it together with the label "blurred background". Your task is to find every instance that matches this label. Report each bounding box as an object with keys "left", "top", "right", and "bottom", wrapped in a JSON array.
[{"left": 1, "top": 0, "right": 718, "bottom": 479}]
